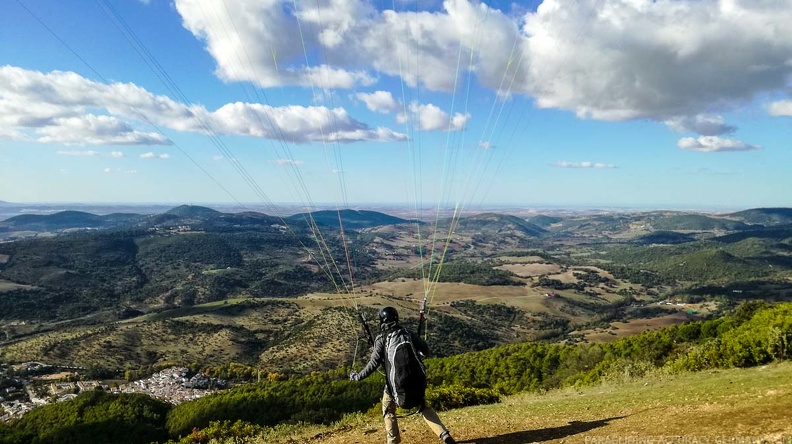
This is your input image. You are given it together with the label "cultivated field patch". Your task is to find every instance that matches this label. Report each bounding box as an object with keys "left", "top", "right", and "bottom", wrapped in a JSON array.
[
  {"left": 0, "top": 280, "right": 35, "bottom": 292},
  {"left": 574, "top": 311, "right": 694, "bottom": 342},
  {"left": 495, "top": 263, "right": 562, "bottom": 276},
  {"left": 497, "top": 255, "right": 547, "bottom": 263}
]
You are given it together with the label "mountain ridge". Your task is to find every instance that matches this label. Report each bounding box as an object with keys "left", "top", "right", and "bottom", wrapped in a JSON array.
[
  {"left": 286, "top": 209, "right": 415, "bottom": 229},
  {"left": 728, "top": 207, "right": 792, "bottom": 226}
]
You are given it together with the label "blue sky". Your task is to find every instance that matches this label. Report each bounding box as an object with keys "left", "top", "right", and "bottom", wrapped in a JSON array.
[{"left": 1, "top": 0, "right": 791, "bottom": 210}]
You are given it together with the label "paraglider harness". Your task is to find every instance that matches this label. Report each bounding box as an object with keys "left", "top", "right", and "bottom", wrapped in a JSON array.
[{"left": 356, "top": 298, "right": 429, "bottom": 418}]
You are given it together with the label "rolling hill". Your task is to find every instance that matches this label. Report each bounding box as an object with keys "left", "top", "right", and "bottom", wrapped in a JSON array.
[
  {"left": 548, "top": 214, "right": 632, "bottom": 236},
  {"left": 633, "top": 230, "right": 697, "bottom": 245},
  {"left": 650, "top": 214, "right": 750, "bottom": 231},
  {"left": 0, "top": 227, "right": 341, "bottom": 322},
  {"left": 4, "top": 205, "right": 792, "bottom": 378},
  {"left": 451, "top": 213, "right": 547, "bottom": 237},
  {"left": 164, "top": 205, "right": 222, "bottom": 218},
  {"left": 526, "top": 214, "right": 563, "bottom": 227},
  {"left": 0, "top": 211, "right": 145, "bottom": 232},
  {"left": 286, "top": 209, "right": 414, "bottom": 229},
  {"left": 728, "top": 207, "right": 792, "bottom": 226}
]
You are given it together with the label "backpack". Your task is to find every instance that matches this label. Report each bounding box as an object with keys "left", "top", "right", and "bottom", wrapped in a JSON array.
[{"left": 384, "top": 327, "right": 427, "bottom": 409}]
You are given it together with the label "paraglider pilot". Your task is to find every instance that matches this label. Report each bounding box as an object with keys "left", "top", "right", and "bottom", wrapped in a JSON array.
[{"left": 350, "top": 306, "right": 456, "bottom": 444}]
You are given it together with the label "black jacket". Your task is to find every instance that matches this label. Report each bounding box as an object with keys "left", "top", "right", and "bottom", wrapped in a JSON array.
[{"left": 356, "top": 321, "right": 430, "bottom": 382}]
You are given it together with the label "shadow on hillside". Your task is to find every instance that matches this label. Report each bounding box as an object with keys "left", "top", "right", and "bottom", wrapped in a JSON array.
[{"left": 457, "top": 416, "right": 626, "bottom": 444}]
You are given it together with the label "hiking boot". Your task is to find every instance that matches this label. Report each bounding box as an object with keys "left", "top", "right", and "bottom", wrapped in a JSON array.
[{"left": 440, "top": 431, "right": 456, "bottom": 444}]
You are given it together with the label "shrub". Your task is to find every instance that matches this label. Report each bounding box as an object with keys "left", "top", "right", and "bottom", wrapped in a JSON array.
[
  {"left": 172, "top": 420, "right": 265, "bottom": 444},
  {"left": 425, "top": 385, "right": 501, "bottom": 411}
]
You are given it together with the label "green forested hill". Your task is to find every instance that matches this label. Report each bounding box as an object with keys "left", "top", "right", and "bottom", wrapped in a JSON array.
[
  {"left": 164, "top": 205, "right": 222, "bottom": 217},
  {"left": 526, "top": 215, "right": 563, "bottom": 227},
  {"left": 602, "top": 233, "right": 792, "bottom": 283},
  {"left": 728, "top": 207, "right": 792, "bottom": 225},
  {"left": 549, "top": 214, "right": 632, "bottom": 235},
  {"left": 650, "top": 214, "right": 749, "bottom": 231},
  {"left": 286, "top": 209, "right": 413, "bottom": 229},
  {"left": 4, "top": 391, "right": 170, "bottom": 444},
  {"left": 0, "top": 228, "right": 342, "bottom": 321},
  {"left": 451, "top": 213, "right": 547, "bottom": 237},
  {"left": 633, "top": 230, "right": 696, "bottom": 245},
  {"left": 0, "top": 211, "right": 145, "bottom": 232}
]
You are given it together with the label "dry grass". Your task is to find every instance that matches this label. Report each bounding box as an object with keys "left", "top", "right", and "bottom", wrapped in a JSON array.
[
  {"left": 497, "top": 256, "right": 547, "bottom": 263},
  {"left": 0, "top": 279, "right": 35, "bottom": 292},
  {"left": 34, "top": 372, "right": 76, "bottom": 381},
  {"left": 574, "top": 311, "right": 694, "bottom": 342},
  {"left": 250, "top": 362, "right": 792, "bottom": 444},
  {"left": 544, "top": 269, "right": 582, "bottom": 284},
  {"left": 495, "top": 263, "right": 562, "bottom": 277},
  {"left": 258, "top": 308, "right": 357, "bottom": 372},
  {"left": 574, "top": 266, "right": 616, "bottom": 280}
]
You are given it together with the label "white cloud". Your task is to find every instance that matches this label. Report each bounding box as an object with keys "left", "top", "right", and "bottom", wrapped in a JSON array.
[
  {"left": 37, "top": 115, "right": 171, "bottom": 146},
  {"left": 174, "top": 0, "right": 522, "bottom": 92},
  {"left": 56, "top": 150, "right": 99, "bottom": 156},
  {"left": 271, "top": 159, "right": 304, "bottom": 166},
  {"left": 0, "top": 66, "right": 405, "bottom": 146},
  {"left": 356, "top": 91, "right": 401, "bottom": 114},
  {"left": 0, "top": 127, "right": 26, "bottom": 141},
  {"left": 140, "top": 152, "right": 170, "bottom": 159},
  {"left": 0, "top": 67, "right": 171, "bottom": 146},
  {"left": 176, "top": 0, "right": 792, "bottom": 122},
  {"left": 479, "top": 141, "right": 493, "bottom": 149},
  {"left": 111, "top": 151, "right": 125, "bottom": 158},
  {"left": 209, "top": 101, "right": 406, "bottom": 143},
  {"left": 678, "top": 136, "right": 761, "bottom": 153},
  {"left": 397, "top": 102, "right": 470, "bottom": 131},
  {"left": 665, "top": 115, "right": 735, "bottom": 136},
  {"left": 552, "top": 161, "right": 616, "bottom": 169},
  {"left": 174, "top": 0, "right": 374, "bottom": 89},
  {"left": 10, "top": 1, "right": 792, "bottom": 152},
  {"left": 521, "top": 0, "right": 792, "bottom": 123},
  {"left": 104, "top": 167, "right": 139, "bottom": 174},
  {"left": 212, "top": 155, "right": 225, "bottom": 161},
  {"left": 768, "top": 100, "right": 792, "bottom": 117},
  {"left": 172, "top": 0, "right": 792, "bottom": 134}
]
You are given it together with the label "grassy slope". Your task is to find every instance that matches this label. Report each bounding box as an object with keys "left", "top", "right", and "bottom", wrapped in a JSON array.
[{"left": 255, "top": 362, "right": 792, "bottom": 443}]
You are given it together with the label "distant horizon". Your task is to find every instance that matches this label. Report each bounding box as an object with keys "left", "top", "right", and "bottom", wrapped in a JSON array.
[{"left": 0, "top": 200, "right": 779, "bottom": 215}]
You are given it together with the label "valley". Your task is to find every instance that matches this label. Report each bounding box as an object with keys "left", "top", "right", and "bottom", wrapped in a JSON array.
[{"left": 2, "top": 205, "right": 791, "bottom": 376}]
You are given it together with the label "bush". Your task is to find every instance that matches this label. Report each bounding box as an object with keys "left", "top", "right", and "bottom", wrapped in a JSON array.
[
  {"left": 672, "top": 303, "right": 792, "bottom": 371},
  {"left": 425, "top": 385, "right": 500, "bottom": 411},
  {"left": 599, "top": 359, "right": 660, "bottom": 384},
  {"left": 171, "top": 420, "right": 265, "bottom": 444},
  {"left": 0, "top": 424, "right": 34, "bottom": 444}
]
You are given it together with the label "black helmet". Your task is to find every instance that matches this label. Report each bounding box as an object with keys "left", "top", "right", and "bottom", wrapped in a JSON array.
[{"left": 379, "top": 306, "right": 399, "bottom": 324}]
